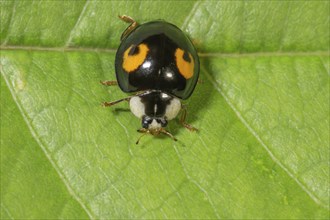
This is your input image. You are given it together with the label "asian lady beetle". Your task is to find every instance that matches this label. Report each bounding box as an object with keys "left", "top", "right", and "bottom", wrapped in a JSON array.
[{"left": 101, "top": 15, "right": 199, "bottom": 144}]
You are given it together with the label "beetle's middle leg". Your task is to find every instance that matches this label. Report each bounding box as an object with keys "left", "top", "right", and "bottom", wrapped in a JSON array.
[
  {"left": 102, "top": 96, "right": 131, "bottom": 107},
  {"left": 180, "top": 105, "right": 198, "bottom": 131},
  {"left": 100, "top": 80, "right": 118, "bottom": 86},
  {"left": 101, "top": 91, "right": 149, "bottom": 107},
  {"left": 118, "top": 15, "right": 138, "bottom": 40}
]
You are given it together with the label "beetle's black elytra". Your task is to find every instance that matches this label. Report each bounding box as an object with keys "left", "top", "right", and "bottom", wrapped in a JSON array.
[
  {"left": 102, "top": 15, "right": 199, "bottom": 143},
  {"left": 128, "top": 45, "right": 139, "bottom": 55},
  {"left": 115, "top": 21, "right": 199, "bottom": 99},
  {"left": 183, "top": 51, "right": 191, "bottom": 62},
  {"left": 122, "top": 43, "right": 149, "bottom": 73}
]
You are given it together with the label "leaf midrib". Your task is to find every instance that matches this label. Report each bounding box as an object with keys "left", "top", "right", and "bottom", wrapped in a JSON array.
[
  {"left": 1, "top": 44, "right": 329, "bottom": 217},
  {"left": 1, "top": 74, "right": 95, "bottom": 219},
  {"left": 201, "top": 64, "right": 329, "bottom": 210},
  {"left": 1, "top": 45, "right": 329, "bottom": 58}
]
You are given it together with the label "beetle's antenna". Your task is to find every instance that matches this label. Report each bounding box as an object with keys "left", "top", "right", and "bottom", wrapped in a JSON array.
[
  {"left": 136, "top": 132, "right": 148, "bottom": 145},
  {"left": 136, "top": 128, "right": 177, "bottom": 144},
  {"left": 160, "top": 129, "right": 178, "bottom": 141}
]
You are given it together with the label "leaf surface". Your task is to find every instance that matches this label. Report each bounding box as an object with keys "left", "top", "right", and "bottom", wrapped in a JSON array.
[{"left": 1, "top": 1, "right": 329, "bottom": 219}]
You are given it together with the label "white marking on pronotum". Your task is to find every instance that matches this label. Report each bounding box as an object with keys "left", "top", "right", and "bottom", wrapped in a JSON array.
[
  {"left": 129, "top": 94, "right": 181, "bottom": 123},
  {"left": 165, "top": 97, "right": 181, "bottom": 120},
  {"left": 129, "top": 96, "right": 145, "bottom": 118}
]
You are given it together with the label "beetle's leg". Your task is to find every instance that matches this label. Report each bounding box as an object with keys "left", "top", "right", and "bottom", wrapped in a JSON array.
[
  {"left": 118, "top": 15, "right": 138, "bottom": 40},
  {"left": 119, "top": 15, "right": 136, "bottom": 24},
  {"left": 136, "top": 128, "right": 149, "bottom": 144},
  {"left": 102, "top": 97, "right": 131, "bottom": 107},
  {"left": 136, "top": 128, "right": 177, "bottom": 144},
  {"left": 180, "top": 105, "right": 198, "bottom": 131},
  {"left": 100, "top": 80, "right": 118, "bottom": 86},
  {"left": 160, "top": 128, "right": 178, "bottom": 141},
  {"left": 102, "top": 91, "right": 149, "bottom": 107},
  {"left": 191, "top": 38, "right": 201, "bottom": 48}
]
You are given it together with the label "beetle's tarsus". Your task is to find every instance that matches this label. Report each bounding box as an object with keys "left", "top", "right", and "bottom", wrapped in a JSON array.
[
  {"left": 180, "top": 105, "right": 198, "bottom": 131},
  {"left": 100, "top": 80, "right": 118, "bottom": 86},
  {"left": 118, "top": 15, "right": 139, "bottom": 40}
]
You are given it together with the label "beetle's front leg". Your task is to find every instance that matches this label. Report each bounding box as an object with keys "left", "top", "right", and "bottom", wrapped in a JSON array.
[
  {"left": 100, "top": 80, "right": 118, "bottom": 86},
  {"left": 102, "top": 96, "right": 131, "bottom": 107},
  {"left": 118, "top": 15, "right": 139, "bottom": 40},
  {"left": 180, "top": 105, "right": 198, "bottom": 131}
]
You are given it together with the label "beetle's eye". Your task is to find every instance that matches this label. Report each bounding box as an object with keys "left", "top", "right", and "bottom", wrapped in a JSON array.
[
  {"left": 142, "top": 119, "right": 149, "bottom": 129},
  {"left": 142, "top": 122, "right": 148, "bottom": 128},
  {"left": 161, "top": 119, "right": 168, "bottom": 127},
  {"left": 175, "top": 48, "right": 194, "bottom": 79},
  {"left": 123, "top": 43, "right": 149, "bottom": 73},
  {"left": 142, "top": 116, "right": 152, "bottom": 128}
]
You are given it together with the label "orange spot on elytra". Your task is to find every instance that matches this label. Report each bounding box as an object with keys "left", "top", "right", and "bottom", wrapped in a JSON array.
[
  {"left": 175, "top": 48, "right": 194, "bottom": 79},
  {"left": 123, "top": 44, "right": 149, "bottom": 73}
]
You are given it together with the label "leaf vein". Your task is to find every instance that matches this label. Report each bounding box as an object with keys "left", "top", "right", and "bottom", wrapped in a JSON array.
[
  {"left": 1, "top": 0, "right": 17, "bottom": 46},
  {"left": 278, "top": 2, "right": 292, "bottom": 51},
  {"left": 202, "top": 65, "right": 329, "bottom": 209},
  {"left": 1, "top": 46, "right": 329, "bottom": 58},
  {"left": 181, "top": 1, "right": 201, "bottom": 30},
  {"left": 1, "top": 72, "right": 96, "bottom": 219},
  {"left": 65, "top": 0, "right": 90, "bottom": 47},
  {"left": 172, "top": 145, "right": 221, "bottom": 218},
  {"left": 1, "top": 203, "right": 14, "bottom": 220}
]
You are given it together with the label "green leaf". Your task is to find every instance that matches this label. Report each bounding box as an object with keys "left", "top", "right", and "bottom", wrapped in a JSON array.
[
  {"left": 1, "top": 1, "right": 329, "bottom": 219},
  {"left": 1, "top": 74, "right": 90, "bottom": 219}
]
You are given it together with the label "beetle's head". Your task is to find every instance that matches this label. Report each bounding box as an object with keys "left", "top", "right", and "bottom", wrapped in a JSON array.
[
  {"left": 142, "top": 115, "right": 168, "bottom": 130},
  {"left": 136, "top": 115, "right": 176, "bottom": 144}
]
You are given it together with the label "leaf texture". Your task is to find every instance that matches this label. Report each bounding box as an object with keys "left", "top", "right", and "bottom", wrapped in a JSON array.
[{"left": 1, "top": 1, "right": 329, "bottom": 219}]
